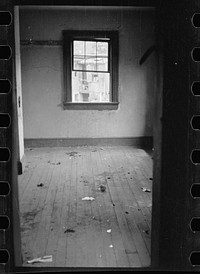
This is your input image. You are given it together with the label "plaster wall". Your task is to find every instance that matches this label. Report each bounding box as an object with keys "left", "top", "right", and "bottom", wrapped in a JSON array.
[{"left": 19, "top": 7, "right": 156, "bottom": 139}]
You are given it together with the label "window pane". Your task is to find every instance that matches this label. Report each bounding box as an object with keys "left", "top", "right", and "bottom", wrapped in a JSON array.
[
  {"left": 73, "top": 57, "right": 85, "bottom": 70},
  {"left": 85, "top": 57, "right": 97, "bottom": 71},
  {"left": 86, "top": 41, "right": 96, "bottom": 56},
  {"left": 74, "top": 40, "right": 84, "bottom": 56},
  {"left": 97, "top": 42, "right": 108, "bottom": 56},
  {"left": 97, "top": 57, "right": 108, "bottom": 71},
  {"left": 72, "top": 71, "right": 110, "bottom": 102}
]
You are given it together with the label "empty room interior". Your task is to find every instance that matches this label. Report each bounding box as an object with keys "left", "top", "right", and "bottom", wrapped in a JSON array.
[{"left": 16, "top": 4, "right": 156, "bottom": 268}]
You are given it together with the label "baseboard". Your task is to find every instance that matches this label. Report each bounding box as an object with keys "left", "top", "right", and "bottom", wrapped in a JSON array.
[
  {"left": 24, "top": 136, "right": 153, "bottom": 149},
  {"left": 17, "top": 154, "right": 26, "bottom": 175}
]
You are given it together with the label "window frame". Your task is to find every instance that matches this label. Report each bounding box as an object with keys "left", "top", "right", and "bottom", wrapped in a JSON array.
[{"left": 63, "top": 30, "right": 119, "bottom": 110}]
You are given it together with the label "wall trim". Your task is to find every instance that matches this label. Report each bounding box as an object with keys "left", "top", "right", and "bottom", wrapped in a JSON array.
[{"left": 24, "top": 136, "right": 153, "bottom": 148}]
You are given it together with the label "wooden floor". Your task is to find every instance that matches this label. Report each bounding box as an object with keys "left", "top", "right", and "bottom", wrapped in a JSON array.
[{"left": 18, "top": 145, "right": 153, "bottom": 268}]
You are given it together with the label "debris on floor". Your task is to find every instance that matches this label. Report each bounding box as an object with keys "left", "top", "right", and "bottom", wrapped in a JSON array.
[
  {"left": 92, "top": 216, "right": 102, "bottom": 222},
  {"left": 125, "top": 211, "right": 129, "bottom": 214},
  {"left": 37, "top": 183, "right": 44, "bottom": 187},
  {"left": 82, "top": 180, "right": 89, "bottom": 185},
  {"left": 143, "top": 230, "right": 150, "bottom": 235},
  {"left": 149, "top": 178, "right": 153, "bottom": 181},
  {"left": 82, "top": 197, "right": 95, "bottom": 201},
  {"left": 49, "top": 162, "right": 61, "bottom": 165},
  {"left": 27, "top": 255, "right": 52, "bottom": 264},
  {"left": 107, "top": 177, "right": 111, "bottom": 180},
  {"left": 99, "top": 185, "right": 106, "bottom": 192},
  {"left": 64, "top": 228, "right": 75, "bottom": 233},
  {"left": 141, "top": 187, "right": 151, "bottom": 193},
  {"left": 66, "top": 151, "right": 80, "bottom": 157},
  {"left": 107, "top": 229, "right": 111, "bottom": 233},
  {"left": 109, "top": 245, "right": 113, "bottom": 248}
]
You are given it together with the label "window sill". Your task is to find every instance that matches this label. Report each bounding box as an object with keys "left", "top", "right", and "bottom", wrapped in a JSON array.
[{"left": 63, "top": 102, "right": 119, "bottom": 110}]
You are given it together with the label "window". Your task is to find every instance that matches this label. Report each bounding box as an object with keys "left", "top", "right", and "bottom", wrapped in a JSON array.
[{"left": 63, "top": 31, "right": 119, "bottom": 110}]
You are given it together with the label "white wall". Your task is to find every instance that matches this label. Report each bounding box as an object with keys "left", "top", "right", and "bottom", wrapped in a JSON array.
[{"left": 20, "top": 7, "right": 156, "bottom": 139}]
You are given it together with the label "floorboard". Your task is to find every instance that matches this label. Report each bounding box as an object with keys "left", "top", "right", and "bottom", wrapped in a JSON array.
[{"left": 18, "top": 145, "right": 153, "bottom": 268}]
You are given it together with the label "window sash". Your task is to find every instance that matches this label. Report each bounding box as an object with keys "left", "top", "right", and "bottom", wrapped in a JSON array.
[
  {"left": 72, "top": 39, "right": 110, "bottom": 73},
  {"left": 63, "top": 30, "right": 119, "bottom": 105}
]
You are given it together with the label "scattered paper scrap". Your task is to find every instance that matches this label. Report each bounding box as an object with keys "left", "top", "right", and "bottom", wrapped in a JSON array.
[
  {"left": 82, "top": 197, "right": 95, "bottom": 201},
  {"left": 109, "top": 245, "right": 113, "bottom": 248},
  {"left": 107, "top": 229, "right": 111, "bottom": 233},
  {"left": 141, "top": 187, "right": 151, "bottom": 193},
  {"left": 27, "top": 255, "right": 52, "bottom": 264}
]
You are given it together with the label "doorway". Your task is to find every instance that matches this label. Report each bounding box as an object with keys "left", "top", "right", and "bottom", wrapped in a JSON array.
[{"left": 16, "top": 4, "right": 156, "bottom": 268}]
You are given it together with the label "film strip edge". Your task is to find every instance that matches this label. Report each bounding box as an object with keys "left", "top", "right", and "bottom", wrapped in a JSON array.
[
  {"left": 189, "top": 2, "right": 200, "bottom": 269},
  {"left": 0, "top": 2, "right": 15, "bottom": 274}
]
